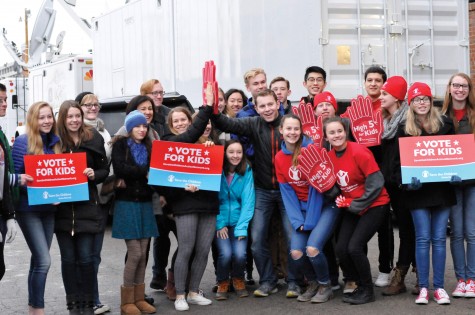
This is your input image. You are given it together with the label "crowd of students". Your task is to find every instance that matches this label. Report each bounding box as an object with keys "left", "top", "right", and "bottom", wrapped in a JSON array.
[{"left": 0, "top": 64, "right": 474, "bottom": 314}]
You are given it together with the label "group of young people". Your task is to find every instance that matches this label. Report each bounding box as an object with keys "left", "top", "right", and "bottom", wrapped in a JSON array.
[{"left": 0, "top": 63, "right": 474, "bottom": 314}]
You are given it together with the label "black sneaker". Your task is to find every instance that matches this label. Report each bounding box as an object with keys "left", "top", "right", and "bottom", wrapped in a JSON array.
[
  {"left": 150, "top": 273, "right": 167, "bottom": 291},
  {"left": 245, "top": 272, "right": 255, "bottom": 286},
  {"left": 144, "top": 294, "right": 154, "bottom": 305},
  {"left": 345, "top": 286, "right": 375, "bottom": 305}
]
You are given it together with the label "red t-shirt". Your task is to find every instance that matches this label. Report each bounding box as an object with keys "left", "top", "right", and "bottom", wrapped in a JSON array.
[
  {"left": 372, "top": 99, "right": 382, "bottom": 112},
  {"left": 275, "top": 150, "right": 309, "bottom": 201},
  {"left": 328, "top": 141, "right": 389, "bottom": 208},
  {"left": 454, "top": 108, "right": 466, "bottom": 122}
]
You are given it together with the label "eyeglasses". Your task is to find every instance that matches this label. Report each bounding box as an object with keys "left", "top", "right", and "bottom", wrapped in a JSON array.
[
  {"left": 452, "top": 83, "right": 469, "bottom": 90},
  {"left": 306, "top": 77, "right": 324, "bottom": 84},
  {"left": 412, "top": 96, "right": 430, "bottom": 104},
  {"left": 82, "top": 103, "right": 101, "bottom": 109},
  {"left": 149, "top": 91, "right": 165, "bottom": 96}
]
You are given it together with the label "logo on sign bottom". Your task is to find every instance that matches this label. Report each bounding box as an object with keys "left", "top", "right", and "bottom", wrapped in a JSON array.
[{"left": 167, "top": 175, "right": 175, "bottom": 183}]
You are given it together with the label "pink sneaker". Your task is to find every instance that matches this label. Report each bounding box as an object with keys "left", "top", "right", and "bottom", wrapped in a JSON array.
[
  {"left": 433, "top": 288, "right": 450, "bottom": 305},
  {"left": 465, "top": 279, "right": 475, "bottom": 298},
  {"left": 415, "top": 287, "right": 429, "bottom": 305},
  {"left": 452, "top": 279, "right": 466, "bottom": 297}
]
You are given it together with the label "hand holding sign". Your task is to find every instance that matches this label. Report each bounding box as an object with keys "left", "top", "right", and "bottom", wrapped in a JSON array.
[
  {"left": 202, "top": 60, "right": 219, "bottom": 114},
  {"left": 297, "top": 144, "right": 336, "bottom": 193},
  {"left": 292, "top": 102, "right": 324, "bottom": 148},
  {"left": 341, "top": 95, "right": 383, "bottom": 146}
]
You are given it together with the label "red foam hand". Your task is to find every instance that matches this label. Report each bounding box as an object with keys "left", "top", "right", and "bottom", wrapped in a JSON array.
[
  {"left": 292, "top": 102, "right": 324, "bottom": 148},
  {"left": 202, "top": 60, "right": 219, "bottom": 113},
  {"left": 297, "top": 144, "right": 336, "bottom": 193},
  {"left": 340, "top": 95, "right": 383, "bottom": 146},
  {"left": 335, "top": 195, "right": 353, "bottom": 208}
]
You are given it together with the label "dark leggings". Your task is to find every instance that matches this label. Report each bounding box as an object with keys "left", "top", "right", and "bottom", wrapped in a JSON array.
[
  {"left": 386, "top": 184, "right": 416, "bottom": 268},
  {"left": 335, "top": 205, "right": 389, "bottom": 288},
  {"left": 153, "top": 214, "right": 177, "bottom": 276},
  {"left": 377, "top": 206, "right": 394, "bottom": 273}
]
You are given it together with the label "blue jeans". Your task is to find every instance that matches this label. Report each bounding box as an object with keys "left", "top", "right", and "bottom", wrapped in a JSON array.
[
  {"left": 290, "top": 203, "right": 340, "bottom": 284},
  {"left": 450, "top": 185, "right": 475, "bottom": 281},
  {"left": 251, "top": 188, "right": 296, "bottom": 286},
  {"left": 56, "top": 232, "right": 95, "bottom": 303},
  {"left": 411, "top": 206, "right": 450, "bottom": 289},
  {"left": 215, "top": 226, "right": 248, "bottom": 281},
  {"left": 16, "top": 211, "right": 55, "bottom": 308}
]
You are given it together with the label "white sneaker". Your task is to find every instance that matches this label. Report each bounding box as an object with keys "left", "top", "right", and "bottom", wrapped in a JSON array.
[
  {"left": 175, "top": 297, "right": 190, "bottom": 311},
  {"left": 187, "top": 291, "right": 212, "bottom": 305},
  {"left": 374, "top": 272, "right": 390, "bottom": 287},
  {"left": 415, "top": 287, "right": 429, "bottom": 305},
  {"left": 433, "top": 288, "right": 450, "bottom": 305}
]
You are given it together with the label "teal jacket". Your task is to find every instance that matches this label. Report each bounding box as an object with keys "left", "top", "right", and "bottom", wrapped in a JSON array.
[{"left": 217, "top": 164, "right": 255, "bottom": 237}]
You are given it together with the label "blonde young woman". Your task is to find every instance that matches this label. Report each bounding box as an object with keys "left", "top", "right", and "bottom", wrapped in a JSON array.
[
  {"left": 393, "top": 82, "right": 456, "bottom": 305},
  {"left": 159, "top": 85, "right": 218, "bottom": 311},
  {"left": 378, "top": 77, "right": 417, "bottom": 296},
  {"left": 441, "top": 73, "right": 475, "bottom": 298},
  {"left": 12, "top": 101, "right": 61, "bottom": 315}
]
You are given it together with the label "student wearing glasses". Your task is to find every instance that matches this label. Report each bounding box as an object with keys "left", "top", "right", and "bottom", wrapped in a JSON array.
[
  {"left": 301, "top": 66, "right": 327, "bottom": 104},
  {"left": 76, "top": 92, "right": 112, "bottom": 314},
  {"left": 393, "top": 82, "right": 456, "bottom": 305},
  {"left": 441, "top": 73, "right": 475, "bottom": 299}
]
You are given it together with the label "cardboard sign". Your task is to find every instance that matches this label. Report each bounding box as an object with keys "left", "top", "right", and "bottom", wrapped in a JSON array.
[
  {"left": 149, "top": 140, "right": 224, "bottom": 191},
  {"left": 399, "top": 134, "right": 475, "bottom": 183},
  {"left": 24, "top": 153, "right": 89, "bottom": 205}
]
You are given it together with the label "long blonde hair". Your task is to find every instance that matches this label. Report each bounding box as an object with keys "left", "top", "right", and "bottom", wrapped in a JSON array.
[
  {"left": 405, "top": 98, "right": 442, "bottom": 136},
  {"left": 26, "top": 101, "right": 61, "bottom": 155},
  {"left": 441, "top": 73, "right": 475, "bottom": 134}
]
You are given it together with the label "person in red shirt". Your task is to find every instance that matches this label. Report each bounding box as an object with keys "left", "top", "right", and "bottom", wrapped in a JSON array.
[
  {"left": 275, "top": 114, "right": 341, "bottom": 303},
  {"left": 323, "top": 117, "right": 390, "bottom": 305}
]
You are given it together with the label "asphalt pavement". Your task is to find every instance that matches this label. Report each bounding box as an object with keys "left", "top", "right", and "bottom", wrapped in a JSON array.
[{"left": 1, "top": 223, "right": 475, "bottom": 315}]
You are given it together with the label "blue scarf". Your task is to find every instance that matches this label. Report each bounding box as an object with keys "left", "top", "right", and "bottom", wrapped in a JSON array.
[{"left": 127, "top": 138, "right": 149, "bottom": 167}]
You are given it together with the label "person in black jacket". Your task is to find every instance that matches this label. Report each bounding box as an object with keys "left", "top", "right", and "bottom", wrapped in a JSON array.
[
  {"left": 111, "top": 110, "right": 158, "bottom": 315},
  {"left": 155, "top": 84, "right": 217, "bottom": 311},
  {"left": 393, "top": 83, "right": 456, "bottom": 306},
  {"left": 55, "top": 100, "right": 109, "bottom": 314},
  {"left": 212, "top": 89, "right": 301, "bottom": 297}
]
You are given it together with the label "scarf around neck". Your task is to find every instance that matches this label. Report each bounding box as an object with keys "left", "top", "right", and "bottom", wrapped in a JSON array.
[{"left": 382, "top": 103, "right": 408, "bottom": 140}]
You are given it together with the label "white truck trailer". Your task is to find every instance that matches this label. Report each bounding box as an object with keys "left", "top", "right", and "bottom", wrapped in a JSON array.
[
  {"left": 91, "top": 0, "right": 469, "bottom": 106},
  {"left": 28, "top": 54, "right": 94, "bottom": 109}
]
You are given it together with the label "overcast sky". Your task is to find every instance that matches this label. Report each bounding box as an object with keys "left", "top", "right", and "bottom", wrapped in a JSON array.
[{"left": 0, "top": 0, "right": 124, "bottom": 66}]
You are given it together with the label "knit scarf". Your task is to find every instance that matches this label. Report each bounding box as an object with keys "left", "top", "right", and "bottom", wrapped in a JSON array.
[
  {"left": 382, "top": 103, "right": 408, "bottom": 140},
  {"left": 127, "top": 138, "right": 148, "bottom": 166}
]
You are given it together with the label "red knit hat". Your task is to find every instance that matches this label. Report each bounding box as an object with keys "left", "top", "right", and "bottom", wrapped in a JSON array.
[
  {"left": 313, "top": 91, "right": 337, "bottom": 111},
  {"left": 381, "top": 76, "right": 407, "bottom": 101},
  {"left": 408, "top": 82, "right": 432, "bottom": 104}
]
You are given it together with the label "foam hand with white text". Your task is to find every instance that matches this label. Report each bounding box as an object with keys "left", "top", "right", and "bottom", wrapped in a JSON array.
[
  {"left": 292, "top": 102, "right": 324, "bottom": 148},
  {"left": 341, "top": 95, "right": 383, "bottom": 146},
  {"left": 297, "top": 144, "right": 336, "bottom": 193}
]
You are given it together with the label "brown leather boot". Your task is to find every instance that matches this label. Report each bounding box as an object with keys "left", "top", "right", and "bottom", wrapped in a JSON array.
[
  {"left": 120, "top": 286, "right": 141, "bottom": 315},
  {"left": 232, "top": 277, "right": 249, "bottom": 298},
  {"left": 166, "top": 269, "right": 177, "bottom": 300},
  {"left": 134, "top": 283, "right": 156, "bottom": 314},
  {"left": 382, "top": 266, "right": 409, "bottom": 296},
  {"left": 216, "top": 280, "right": 230, "bottom": 300}
]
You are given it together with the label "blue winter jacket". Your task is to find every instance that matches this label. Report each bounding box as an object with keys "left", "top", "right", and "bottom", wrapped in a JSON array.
[
  {"left": 278, "top": 137, "right": 324, "bottom": 231},
  {"left": 217, "top": 164, "right": 255, "bottom": 237},
  {"left": 12, "top": 133, "right": 60, "bottom": 212}
]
